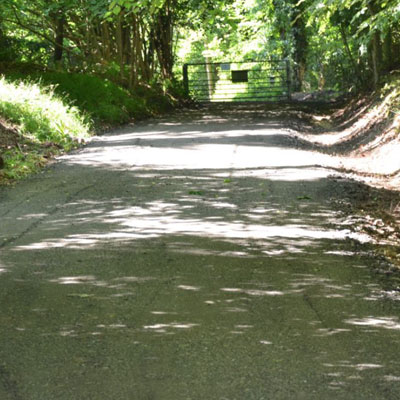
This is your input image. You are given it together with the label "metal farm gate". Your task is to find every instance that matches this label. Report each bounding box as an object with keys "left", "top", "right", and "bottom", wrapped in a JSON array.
[{"left": 183, "top": 60, "right": 290, "bottom": 103}]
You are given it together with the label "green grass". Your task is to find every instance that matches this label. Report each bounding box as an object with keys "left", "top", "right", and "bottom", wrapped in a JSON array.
[
  {"left": 0, "top": 77, "right": 91, "bottom": 182},
  {"left": 0, "top": 77, "right": 90, "bottom": 147},
  {"left": 35, "top": 72, "right": 152, "bottom": 124},
  {"left": 0, "top": 64, "right": 177, "bottom": 183},
  {"left": 1, "top": 66, "right": 174, "bottom": 125},
  {"left": 1, "top": 149, "right": 47, "bottom": 181}
]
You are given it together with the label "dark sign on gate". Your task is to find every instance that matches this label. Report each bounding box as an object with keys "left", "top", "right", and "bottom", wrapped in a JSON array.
[{"left": 231, "top": 70, "right": 249, "bottom": 83}]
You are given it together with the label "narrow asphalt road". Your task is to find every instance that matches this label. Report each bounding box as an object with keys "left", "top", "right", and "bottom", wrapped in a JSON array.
[{"left": 1, "top": 104, "right": 400, "bottom": 399}]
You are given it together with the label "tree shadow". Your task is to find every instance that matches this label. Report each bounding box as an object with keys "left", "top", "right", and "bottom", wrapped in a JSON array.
[{"left": 0, "top": 104, "right": 399, "bottom": 398}]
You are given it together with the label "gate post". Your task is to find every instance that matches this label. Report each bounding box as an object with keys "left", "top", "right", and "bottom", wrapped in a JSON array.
[
  {"left": 183, "top": 64, "right": 189, "bottom": 97},
  {"left": 286, "top": 60, "right": 291, "bottom": 100},
  {"left": 204, "top": 57, "right": 214, "bottom": 101}
]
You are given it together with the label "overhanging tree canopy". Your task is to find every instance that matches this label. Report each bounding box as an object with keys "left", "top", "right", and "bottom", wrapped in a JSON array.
[{"left": 0, "top": 0, "right": 399, "bottom": 91}]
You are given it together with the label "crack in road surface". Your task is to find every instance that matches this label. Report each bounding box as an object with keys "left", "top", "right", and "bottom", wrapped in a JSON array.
[{"left": 0, "top": 104, "right": 399, "bottom": 399}]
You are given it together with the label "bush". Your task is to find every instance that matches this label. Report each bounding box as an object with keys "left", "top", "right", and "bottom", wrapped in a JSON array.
[
  {"left": 0, "top": 63, "right": 179, "bottom": 125},
  {"left": 133, "top": 84, "right": 175, "bottom": 114}
]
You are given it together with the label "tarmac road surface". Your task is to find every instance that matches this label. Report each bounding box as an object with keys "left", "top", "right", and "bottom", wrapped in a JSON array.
[{"left": 1, "top": 104, "right": 400, "bottom": 399}]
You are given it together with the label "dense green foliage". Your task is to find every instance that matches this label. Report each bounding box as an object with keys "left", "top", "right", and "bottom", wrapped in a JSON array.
[
  {"left": 176, "top": 0, "right": 400, "bottom": 91},
  {"left": 0, "top": 0, "right": 179, "bottom": 88},
  {"left": 0, "top": 0, "right": 399, "bottom": 93}
]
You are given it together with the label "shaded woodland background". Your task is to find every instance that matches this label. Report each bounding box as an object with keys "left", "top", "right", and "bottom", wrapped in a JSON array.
[{"left": 1, "top": 0, "right": 399, "bottom": 92}]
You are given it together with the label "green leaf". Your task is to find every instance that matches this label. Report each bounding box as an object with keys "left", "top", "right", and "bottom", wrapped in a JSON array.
[{"left": 112, "top": 4, "right": 121, "bottom": 14}]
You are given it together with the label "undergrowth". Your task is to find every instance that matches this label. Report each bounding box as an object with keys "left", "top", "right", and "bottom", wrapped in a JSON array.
[
  {"left": 30, "top": 72, "right": 151, "bottom": 124},
  {"left": 1, "top": 66, "right": 174, "bottom": 125},
  {"left": 0, "top": 64, "right": 177, "bottom": 184},
  {"left": 380, "top": 72, "right": 400, "bottom": 122},
  {"left": 0, "top": 77, "right": 90, "bottom": 145},
  {"left": 2, "top": 148, "right": 48, "bottom": 181},
  {"left": 0, "top": 77, "right": 91, "bottom": 182}
]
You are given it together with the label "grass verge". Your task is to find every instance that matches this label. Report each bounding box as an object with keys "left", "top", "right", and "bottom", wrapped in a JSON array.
[
  {"left": 0, "top": 64, "right": 178, "bottom": 185},
  {"left": 0, "top": 64, "right": 176, "bottom": 126},
  {"left": 0, "top": 77, "right": 91, "bottom": 183}
]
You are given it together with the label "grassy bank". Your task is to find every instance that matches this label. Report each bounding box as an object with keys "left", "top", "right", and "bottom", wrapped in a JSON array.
[
  {"left": 0, "top": 63, "right": 176, "bottom": 125},
  {"left": 0, "top": 66, "right": 177, "bottom": 184},
  {"left": 0, "top": 77, "right": 91, "bottom": 181}
]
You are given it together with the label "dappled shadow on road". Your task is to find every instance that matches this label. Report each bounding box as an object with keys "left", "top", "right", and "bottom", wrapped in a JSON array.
[
  {"left": 0, "top": 261, "right": 7, "bottom": 275},
  {"left": 10, "top": 168, "right": 368, "bottom": 252},
  {"left": 2, "top": 163, "right": 399, "bottom": 394},
  {"left": 61, "top": 105, "right": 340, "bottom": 172},
  {"left": 0, "top": 105, "right": 400, "bottom": 398}
]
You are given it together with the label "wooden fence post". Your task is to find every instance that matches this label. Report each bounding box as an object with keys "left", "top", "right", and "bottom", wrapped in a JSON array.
[{"left": 183, "top": 64, "right": 189, "bottom": 97}]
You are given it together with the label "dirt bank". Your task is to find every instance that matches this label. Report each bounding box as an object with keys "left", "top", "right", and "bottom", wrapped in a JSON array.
[
  {"left": 287, "top": 91, "right": 400, "bottom": 267},
  {"left": 293, "top": 89, "right": 400, "bottom": 191}
]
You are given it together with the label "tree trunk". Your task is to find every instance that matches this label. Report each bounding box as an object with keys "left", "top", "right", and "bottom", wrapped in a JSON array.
[
  {"left": 116, "top": 14, "right": 125, "bottom": 82},
  {"left": 101, "top": 22, "right": 112, "bottom": 61},
  {"left": 153, "top": 0, "right": 174, "bottom": 81},
  {"left": 291, "top": 0, "right": 308, "bottom": 91},
  {"left": 370, "top": 32, "right": 382, "bottom": 88},
  {"left": 272, "top": 0, "right": 290, "bottom": 58},
  {"left": 339, "top": 23, "right": 364, "bottom": 86},
  {"left": 137, "top": 20, "right": 149, "bottom": 82},
  {"left": 367, "top": 1, "right": 382, "bottom": 88},
  {"left": 383, "top": 28, "right": 393, "bottom": 72},
  {"left": 128, "top": 15, "right": 137, "bottom": 88},
  {"left": 53, "top": 13, "right": 65, "bottom": 67}
]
